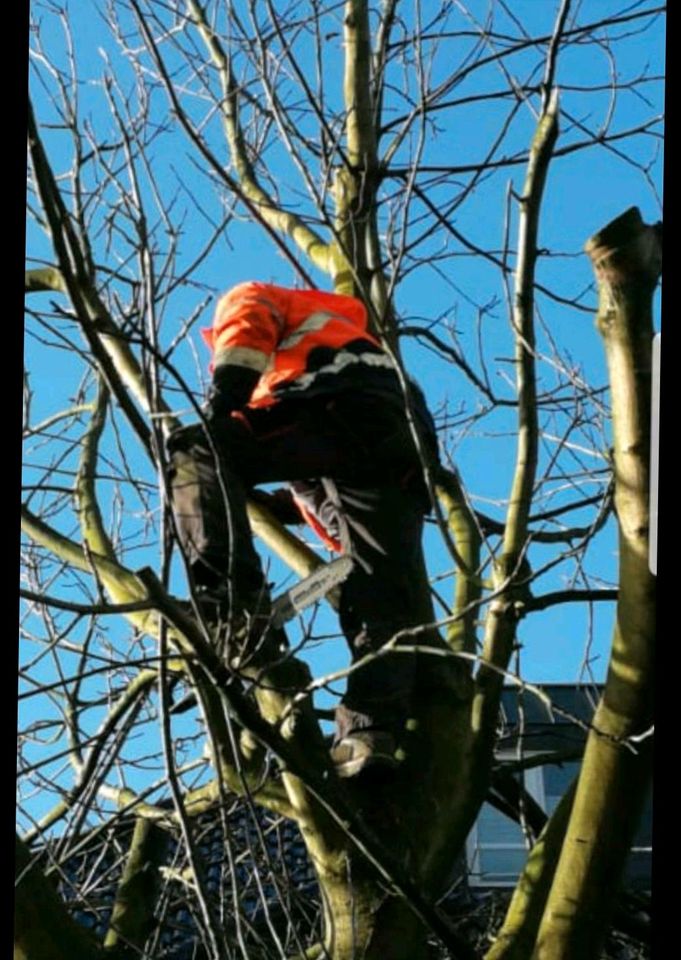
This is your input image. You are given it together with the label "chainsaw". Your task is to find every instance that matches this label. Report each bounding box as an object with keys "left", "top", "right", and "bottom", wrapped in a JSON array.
[{"left": 170, "top": 555, "right": 353, "bottom": 714}]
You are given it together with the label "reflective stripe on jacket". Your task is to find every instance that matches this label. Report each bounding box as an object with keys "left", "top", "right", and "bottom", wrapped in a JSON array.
[{"left": 201, "top": 281, "right": 395, "bottom": 408}]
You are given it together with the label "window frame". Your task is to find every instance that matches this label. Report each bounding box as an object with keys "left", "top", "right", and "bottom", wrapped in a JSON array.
[{"left": 466, "top": 756, "right": 547, "bottom": 889}]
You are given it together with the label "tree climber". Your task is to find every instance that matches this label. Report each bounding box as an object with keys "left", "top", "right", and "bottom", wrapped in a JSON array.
[{"left": 167, "top": 281, "right": 439, "bottom": 777}]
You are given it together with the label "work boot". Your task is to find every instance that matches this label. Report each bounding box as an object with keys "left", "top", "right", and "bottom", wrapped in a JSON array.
[{"left": 330, "top": 729, "right": 403, "bottom": 778}]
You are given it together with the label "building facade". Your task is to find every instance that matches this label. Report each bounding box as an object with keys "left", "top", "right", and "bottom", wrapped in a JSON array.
[{"left": 465, "top": 684, "right": 652, "bottom": 889}]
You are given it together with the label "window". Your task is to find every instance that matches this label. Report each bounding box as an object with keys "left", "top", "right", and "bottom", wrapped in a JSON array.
[
  {"left": 467, "top": 761, "right": 554, "bottom": 887},
  {"left": 543, "top": 760, "right": 576, "bottom": 816},
  {"left": 466, "top": 757, "right": 651, "bottom": 890}
]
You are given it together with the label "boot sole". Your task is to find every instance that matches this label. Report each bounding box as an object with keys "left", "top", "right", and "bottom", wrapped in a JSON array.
[{"left": 334, "top": 752, "right": 401, "bottom": 779}]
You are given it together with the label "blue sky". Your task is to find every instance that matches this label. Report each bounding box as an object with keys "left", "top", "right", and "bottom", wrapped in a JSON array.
[{"left": 21, "top": 1, "right": 665, "bottom": 828}]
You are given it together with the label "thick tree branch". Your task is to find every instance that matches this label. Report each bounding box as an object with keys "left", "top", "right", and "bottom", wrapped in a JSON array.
[
  {"left": 75, "top": 377, "right": 115, "bottom": 560},
  {"left": 486, "top": 780, "right": 578, "bottom": 960},
  {"left": 435, "top": 466, "right": 481, "bottom": 655},
  {"left": 474, "top": 86, "right": 560, "bottom": 716},
  {"left": 184, "top": 0, "right": 334, "bottom": 276},
  {"left": 103, "top": 817, "right": 168, "bottom": 953},
  {"left": 25, "top": 266, "right": 67, "bottom": 293},
  {"left": 15, "top": 835, "right": 103, "bottom": 960},
  {"left": 533, "top": 207, "right": 658, "bottom": 959},
  {"left": 334, "top": 0, "right": 393, "bottom": 330}
]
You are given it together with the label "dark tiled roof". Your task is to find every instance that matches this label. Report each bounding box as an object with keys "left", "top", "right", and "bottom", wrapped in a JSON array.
[{"left": 43, "top": 799, "right": 319, "bottom": 959}]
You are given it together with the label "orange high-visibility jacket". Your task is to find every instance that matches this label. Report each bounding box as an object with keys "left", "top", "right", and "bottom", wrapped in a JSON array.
[{"left": 201, "top": 281, "right": 395, "bottom": 408}]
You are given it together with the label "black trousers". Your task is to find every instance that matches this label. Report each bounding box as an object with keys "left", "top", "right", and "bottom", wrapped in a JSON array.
[{"left": 167, "top": 393, "right": 434, "bottom": 739}]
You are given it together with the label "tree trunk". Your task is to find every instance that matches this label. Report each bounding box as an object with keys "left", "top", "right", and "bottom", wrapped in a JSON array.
[
  {"left": 532, "top": 207, "right": 659, "bottom": 959},
  {"left": 312, "top": 597, "right": 476, "bottom": 959}
]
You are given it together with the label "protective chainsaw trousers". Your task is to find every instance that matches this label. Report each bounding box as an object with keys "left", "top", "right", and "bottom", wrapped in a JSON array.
[{"left": 167, "top": 393, "right": 436, "bottom": 739}]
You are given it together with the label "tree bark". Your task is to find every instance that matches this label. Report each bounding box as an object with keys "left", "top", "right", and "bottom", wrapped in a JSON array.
[
  {"left": 485, "top": 781, "right": 577, "bottom": 959},
  {"left": 14, "top": 835, "right": 103, "bottom": 960},
  {"left": 103, "top": 818, "right": 168, "bottom": 954},
  {"left": 532, "top": 207, "right": 659, "bottom": 959}
]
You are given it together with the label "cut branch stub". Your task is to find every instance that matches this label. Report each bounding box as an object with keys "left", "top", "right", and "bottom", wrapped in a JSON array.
[{"left": 585, "top": 206, "right": 662, "bottom": 299}]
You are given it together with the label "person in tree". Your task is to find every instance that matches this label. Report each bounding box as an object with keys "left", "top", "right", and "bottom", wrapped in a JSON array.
[{"left": 167, "top": 281, "right": 439, "bottom": 777}]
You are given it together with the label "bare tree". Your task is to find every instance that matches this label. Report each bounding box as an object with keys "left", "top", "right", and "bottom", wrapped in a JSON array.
[{"left": 20, "top": 2, "right": 662, "bottom": 958}]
